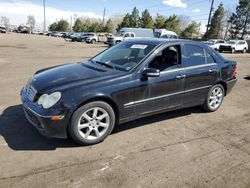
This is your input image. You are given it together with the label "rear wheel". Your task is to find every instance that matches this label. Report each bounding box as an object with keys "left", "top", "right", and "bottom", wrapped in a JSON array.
[
  {"left": 91, "top": 39, "right": 96, "bottom": 44},
  {"left": 69, "top": 101, "right": 115, "bottom": 145},
  {"left": 203, "top": 84, "right": 225, "bottom": 112}
]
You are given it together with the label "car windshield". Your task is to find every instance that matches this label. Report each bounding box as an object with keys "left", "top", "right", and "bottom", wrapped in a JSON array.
[
  {"left": 227, "top": 41, "right": 236, "bottom": 44},
  {"left": 204, "top": 41, "right": 214, "bottom": 45},
  {"left": 91, "top": 42, "right": 157, "bottom": 72}
]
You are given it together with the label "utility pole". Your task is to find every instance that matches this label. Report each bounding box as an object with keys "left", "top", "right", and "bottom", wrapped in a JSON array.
[
  {"left": 205, "top": 0, "right": 214, "bottom": 35},
  {"left": 43, "top": 0, "right": 46, "bottom": 32},
  {"left": 102, "top": 8, "right": 106, "bottom": 27}
]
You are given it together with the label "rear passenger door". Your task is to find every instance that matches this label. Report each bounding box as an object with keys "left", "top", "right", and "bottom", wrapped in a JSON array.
[{"left": 182, "top": 43, "right": 218, "bottom": 107}]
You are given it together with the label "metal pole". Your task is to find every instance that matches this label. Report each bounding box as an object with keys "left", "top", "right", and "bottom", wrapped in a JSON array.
[
  {"left": 206, "top": 0, "right": 214, "bottom": 36},
  {"left": 43, "top": 0, "right": 46, "bottom": 32},
  {"left": 102, "top": 8, "right": 106, "bottom": 27}
]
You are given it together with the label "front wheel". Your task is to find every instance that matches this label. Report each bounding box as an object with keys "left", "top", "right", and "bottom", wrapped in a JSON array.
[
  {"left": 69, "top": 101, "right": 115, "bottom": 145},
  {"left": 203, "top": 84, "right": 225, "bottom": 112}
]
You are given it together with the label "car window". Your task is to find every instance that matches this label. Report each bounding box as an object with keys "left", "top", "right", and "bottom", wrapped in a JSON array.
[
  {"left": 148, "top": 45, "right": 181, "bottom": 71},
  {"left": 124, "top": 33, "right": 130, "bottom": 38},
  {"left": 184, "top": 44, "right": 205, "bottom": 67},
  {"left": 238, "top": 41, "right": 245, "bottom": 45},
  {"left": 205, "top": 51, "right": 216, "bottom": 64},
  {"left": 131, "top": 33, "right": 135, "bottom": 37}
]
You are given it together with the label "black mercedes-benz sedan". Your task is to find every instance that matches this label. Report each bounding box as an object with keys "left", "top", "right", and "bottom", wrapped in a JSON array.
[{"left": 21, "top": 39, "right": 237, "bottom": 145}]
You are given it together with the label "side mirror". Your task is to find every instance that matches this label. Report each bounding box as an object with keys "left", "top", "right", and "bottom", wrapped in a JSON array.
[{"left": 142, "top": 68, "right": 160, "bottom": 79}]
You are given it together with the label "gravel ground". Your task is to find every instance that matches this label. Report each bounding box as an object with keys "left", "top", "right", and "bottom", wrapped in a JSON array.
[{"left": 0, "top": 33, "right": 250, "bottom": 188}]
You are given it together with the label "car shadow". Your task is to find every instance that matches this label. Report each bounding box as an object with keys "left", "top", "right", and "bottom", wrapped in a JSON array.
[
  {"left": 0, "top": 104, "right": 203, "bottom": 151},
  {"left": 0, "top": 105, "right": 79, "bottom": 151},
  {"left": 244, "top": 75, "right": 250, "bottom": 80},
  {"left": 112, "top": 107, "right": 202, "bottom": 134}
]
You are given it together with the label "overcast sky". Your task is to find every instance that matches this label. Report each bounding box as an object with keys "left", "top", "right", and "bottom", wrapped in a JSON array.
[{"left": 0, "top": 0, "right": 238, "bottom": 31}]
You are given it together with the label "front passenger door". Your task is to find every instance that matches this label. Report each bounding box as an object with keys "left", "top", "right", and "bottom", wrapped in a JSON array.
[{"left": 134, "top": 44, "right": 185, "bottom": 115}]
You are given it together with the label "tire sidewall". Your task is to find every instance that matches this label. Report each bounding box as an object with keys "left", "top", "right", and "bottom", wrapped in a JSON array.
[
  {"left": 69, "top": 101, "right": 115, "bottom": 145},
  {"left": 205, "top": 84, "right": 225, "bottom": 112}
]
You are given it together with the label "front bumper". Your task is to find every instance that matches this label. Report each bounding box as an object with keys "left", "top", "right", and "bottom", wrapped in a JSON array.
[{"left": 21, "top": 88, "right": 69, "bottom": 138}]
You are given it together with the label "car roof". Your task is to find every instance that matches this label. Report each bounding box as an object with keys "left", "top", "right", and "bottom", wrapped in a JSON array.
[{"left": 123, "top": 38, "right": 206, "bottom": 47}]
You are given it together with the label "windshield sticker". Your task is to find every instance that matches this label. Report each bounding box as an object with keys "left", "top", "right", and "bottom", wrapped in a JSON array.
[{"left": 131, "top": 44, "right": 148, "bottom": 49}]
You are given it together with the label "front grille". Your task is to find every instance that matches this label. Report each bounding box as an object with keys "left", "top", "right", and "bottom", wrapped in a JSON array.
[
  {"left": 107, "top": 38, "right": 113, "bottom": 42},
  {"left": 26, "top": 84, "right": 37, "bottom": 102},
  {"left": 220, "top": 46, "right": 231, "bottom": 50}
]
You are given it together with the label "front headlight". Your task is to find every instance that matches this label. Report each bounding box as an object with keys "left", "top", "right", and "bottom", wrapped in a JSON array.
[{"left": 38, "top": 92, "right": 61, "bottom": 109}]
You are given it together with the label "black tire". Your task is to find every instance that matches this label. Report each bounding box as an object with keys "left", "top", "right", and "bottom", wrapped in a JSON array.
[
  {"left": 91, "top": 39, "right": 96, "bottom": 44},
  {"left": 219, "top": 50, "right": 222, "bottom": 53},
  {"left": 243, "top": 48, "right": 247, "bottom": 54},
  {"left": 69, "top": 101, "right": 115, "bottom": 145},
  {"left": 203, "top": 84, "right": 225, "bottom": 112},
  {"left": 231, "top": 48, "right": 235, "bottom": 53}
]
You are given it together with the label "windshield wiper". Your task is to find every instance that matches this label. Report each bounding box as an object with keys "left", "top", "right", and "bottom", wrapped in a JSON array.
[{"left": 94, "top": 61, "right": 116, "bottom": 70}]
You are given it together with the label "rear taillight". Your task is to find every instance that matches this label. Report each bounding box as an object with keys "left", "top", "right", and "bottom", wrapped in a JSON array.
[{"left": 232, "top": 63, "right": 238, "bottom": 77}]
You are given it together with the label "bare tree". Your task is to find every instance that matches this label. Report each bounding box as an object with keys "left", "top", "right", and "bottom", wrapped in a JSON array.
[
  {"left": 109, "top": 14, "right": 124, "bottom": 33},
  {"left": 1, "top": 16, "right": 10, "bottom": 31},
  {"left": 178, "top": 15, "right": 191, "bottom": 30},
  {"left": 27, "top": 15, "right": 36, "bottom": 32},
  {"left": 220, "top": 9, "right": 232, "bottom": 39}
]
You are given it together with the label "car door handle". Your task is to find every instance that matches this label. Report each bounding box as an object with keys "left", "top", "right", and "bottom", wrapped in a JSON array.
[
  {"left": 209, "top": 68, "right": 216, "bottom": 73},
  {"left": 176, "top": 74, "right": 186, "bottom": 79}
]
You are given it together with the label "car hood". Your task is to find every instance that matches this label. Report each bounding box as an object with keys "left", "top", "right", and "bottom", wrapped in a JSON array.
[{"left": 31, "top": 61, "right": 125, "bottom": 92}]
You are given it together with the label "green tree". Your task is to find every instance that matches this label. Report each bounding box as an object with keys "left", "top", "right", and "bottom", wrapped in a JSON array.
[
  {"left": 49, "top": 22, "right": 58, "bottom": 31},
  {"left": 88, "top": 22, "right": 102, "bottom": 32},
  {"left": 104, "top": 19, "right": 114, "bottom": 33},
  {"left": 164, "top": 15, "right": 181, "bottom": 34},
  {"left": 203, "top": 3, "right": 224, "bottom": 40},
  {"left": 228, "top": 0, "right": 250, "bottom": 39},
  {"left": 56, "top": 20, "right": 69, "bottom": 31},
  {"left": 131, "top": 7, "right": 141, "bottom": 27},
  {"left": 141, "top": 9, "right": 154, "bottom": 29},
  {"left": 117, "top": 13, "right": 133, "bottom": 30},
  {"left": 180, "top": 21, "right": 200, "bottom": 38},
  {"left": 73, "top": 18, "right": 83, "bottom": 32},
  {"left": 154, "top": 14, "right": 166, "bottom": 29},
  {"left": 82, "top": 19, "right": 91, "bottom": 31}
]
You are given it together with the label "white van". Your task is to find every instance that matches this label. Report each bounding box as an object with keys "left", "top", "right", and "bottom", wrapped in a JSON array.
[
  {"left": 106, "top": 28, "right": 154, "bottom": 46},
  {"left": 154, "top": 29, "right": 178, "bottom": 39}
]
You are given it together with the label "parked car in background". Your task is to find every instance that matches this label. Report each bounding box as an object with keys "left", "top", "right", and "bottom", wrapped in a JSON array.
[
  {"left": 67, "top": 32, "right": 83, "bottom": 40},
  {"left": 205, "top": 39, "right": 226, "bottom": 51},
  {"left": 71, "top": 33, "right": 93, "bottom": 42},
  {"left": 0, "top": 26, "right": 7, "bottom": 33},
  {"left": 54, "top": 32, "right": 67, "bottom": 38},
  {"left": 219, "top": 40, "right": 248, "bottom": 53},
  {"left": 106, "top": 28, "right": 154, "bottom": 46},
  {"left": 21, "top": 39, "right": 237, "bottom": 145},
  {"left": 86, "top": 33, "right": 98, "bottom": 44},
  {"left": 154, "top": 29, "right": 178, "bottom": 39}
]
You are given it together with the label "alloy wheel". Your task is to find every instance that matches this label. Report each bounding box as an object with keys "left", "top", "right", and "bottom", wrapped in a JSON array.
[
  {"left": 208, "top": 87, "right": 223, "bottom": 110},
  {"left": 77, "top": 107, "right": 110, "bottom": 140}
]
